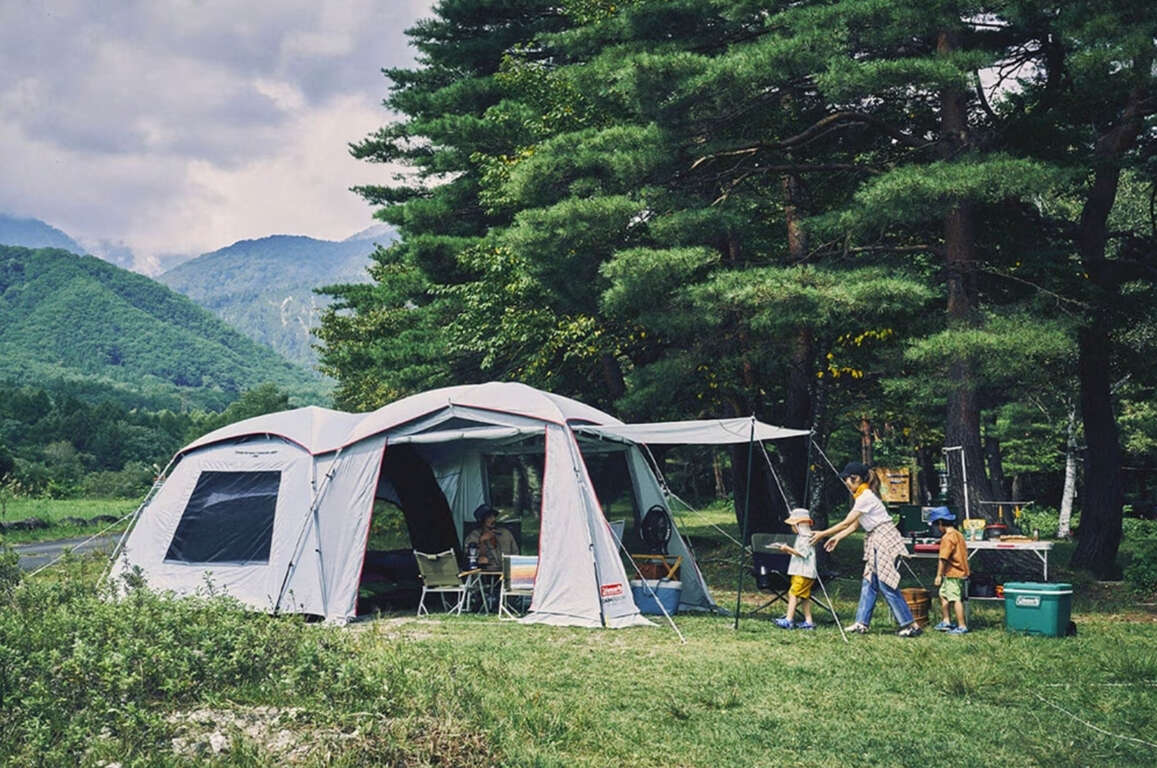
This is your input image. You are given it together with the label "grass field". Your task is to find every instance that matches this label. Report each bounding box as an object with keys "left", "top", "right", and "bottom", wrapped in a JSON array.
[
  {"left": 2, "top": 504, "right": 1155, "bottom": 767},
  {"left": 0, "top": 497, "right": 136, "bottom": 543}
]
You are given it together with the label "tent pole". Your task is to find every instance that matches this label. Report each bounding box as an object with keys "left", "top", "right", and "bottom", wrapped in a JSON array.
[
  {"left": 274, "top": 446, "right": 345, "bottom": 615},
  {"left": 732, "top": 416, "right": 757, "bottom": 630}
]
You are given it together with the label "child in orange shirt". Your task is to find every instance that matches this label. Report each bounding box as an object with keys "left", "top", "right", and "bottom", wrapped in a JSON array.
[{"left": 930, "top": 508, "right": 970, "bottom": 634}]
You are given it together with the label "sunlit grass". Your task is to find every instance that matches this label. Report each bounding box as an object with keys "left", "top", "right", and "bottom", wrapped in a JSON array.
[
  {"left": 5, "top": 502, "right": 1156, "bottom": 767},
  {"left": 0, "top": 497, "right": 135, "bottom": 544}
]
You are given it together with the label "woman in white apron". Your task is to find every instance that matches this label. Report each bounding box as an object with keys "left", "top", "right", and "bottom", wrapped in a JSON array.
[{"left": 811, "top": 461, "right": 922, "bottom": 636}]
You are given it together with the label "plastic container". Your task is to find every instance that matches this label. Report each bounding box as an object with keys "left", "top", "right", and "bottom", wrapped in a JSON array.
[
  {"left": 629, "top": 579, "right": 681, "bottom": 615},
  {"left": 1003, "top": 582, "right": 1072, "bottom": 637}
]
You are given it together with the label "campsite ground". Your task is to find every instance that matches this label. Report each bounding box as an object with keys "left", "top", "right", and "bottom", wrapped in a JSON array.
[{"left": 2, "top": 505, "right": 1156, "bottom": 767}]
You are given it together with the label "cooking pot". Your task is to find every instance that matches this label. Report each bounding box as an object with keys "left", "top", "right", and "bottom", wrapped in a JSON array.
[{"left": 984, "top": 523, "right": 1008, "bottom": 540}]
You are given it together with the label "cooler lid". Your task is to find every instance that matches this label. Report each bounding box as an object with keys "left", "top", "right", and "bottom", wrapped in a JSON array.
[{"left": 1003, "top": 581, "right": 1072, "bottom": 594}]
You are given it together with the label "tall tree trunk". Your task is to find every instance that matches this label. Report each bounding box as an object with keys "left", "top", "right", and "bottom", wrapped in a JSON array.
[
  {"left": 939, "top": 28, "right": 993, "bottom": 517},
  {"left": 713, "top": 452, "right": 727, "bottom": 500},
  {"left": 1073, "top": 319, "right": 1124, "bottom": 575},
  {"left": 807, "top": 374, "right": 830, "bottom": 530},
  {"left": 917, "top": 445, "right": 940, "bottom": 504},
  {"left": 1069, "top": 73, "right": 1147, "bottom": 577},
  {"left": 779, "top": 172, "right": 814, "bottom": 502},
  {"left": 859, "top": 416, "right": 873, "bottom": 464},
  {"left": 598, "top": 352, "right": 626, "bottom": 403},
  {"left": 1058, "top": 403, "right": 1079, "bottom": 538},
  {"left": 781, "top": 328, "right": 813, "bottom": 501},
  {"left": 985, "top": 434, "right": 1008, "bottom": 500}
]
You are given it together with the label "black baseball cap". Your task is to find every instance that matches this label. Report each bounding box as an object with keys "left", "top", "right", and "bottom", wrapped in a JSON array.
[{"left": 839, "top": 461, "right": 871, "bottom": 480}]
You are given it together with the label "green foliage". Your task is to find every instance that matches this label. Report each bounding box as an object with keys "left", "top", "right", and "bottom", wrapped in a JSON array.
[
  {"left": 0, "top": 382, "right": 294, "bottom": 500},
  {"left": 1122, "top": 518, "right": 1157, "bottom": 595},
  {"left": 814, "top": 156, "right": 1070, "bottom": 237},
  {"left": 904, "top": 313, "right": 1075, "bottom": 388},
  {"left": 0, "top": 245, "right": 328, "bottom": 408},
  {"left": 184, "top": 383, "right": 292, "bottom": 442}
]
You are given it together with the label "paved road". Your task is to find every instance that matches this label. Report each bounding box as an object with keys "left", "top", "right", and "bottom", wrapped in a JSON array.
[{"left": 13, "top": 535, "right": 120, "bottom": 571}]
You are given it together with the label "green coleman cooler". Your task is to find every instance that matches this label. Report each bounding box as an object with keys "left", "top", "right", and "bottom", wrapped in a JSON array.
[{"left": 1003, "top": 582, "right": 1073, "bottom": 637}]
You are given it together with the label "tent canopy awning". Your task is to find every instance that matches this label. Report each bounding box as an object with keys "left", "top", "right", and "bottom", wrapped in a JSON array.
[{"left": 574, "top": 418, "right": 809, "bottom": 445}]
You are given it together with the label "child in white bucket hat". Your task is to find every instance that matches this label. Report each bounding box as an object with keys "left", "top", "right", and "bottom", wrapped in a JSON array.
[{"left": 770, "top": 509, "right": 818, "bottom": 630}]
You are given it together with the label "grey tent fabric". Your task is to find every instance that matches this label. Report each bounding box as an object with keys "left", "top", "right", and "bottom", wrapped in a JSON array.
[
  {"left": 109, "top": 384, "right": 804, "bottom": 628},
  {"left": 575, "top": 418, "right": 809, "bottom": 445}
]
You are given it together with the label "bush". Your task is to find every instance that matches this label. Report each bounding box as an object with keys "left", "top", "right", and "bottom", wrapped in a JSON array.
[
  {"left": 79, "top": 461, "right": 155, "bottom": 498},
  {"left": 0, "top": 569, "right": 393, "bottom": 765},
  {"left": 1122, "top": 518, "right": 1157, "bottom": 595}
]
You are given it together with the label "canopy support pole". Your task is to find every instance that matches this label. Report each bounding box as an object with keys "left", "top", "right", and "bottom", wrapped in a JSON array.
[{"left": 733, "top": 416, "right": 756, "bottom": 631}]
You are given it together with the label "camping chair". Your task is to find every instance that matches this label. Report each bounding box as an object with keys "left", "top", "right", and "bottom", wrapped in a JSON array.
[
  {"left": 749, "top": 533, "right": 839, "bottom": 621},
  {"left": 498, "top": 554, "right": 538, "bottom": 620},
  {"left": 749, "top": 533, "right": 793, "bottom": 616},
  {"left": 414, "top": 549, "right": 471, "bottom": 617}
]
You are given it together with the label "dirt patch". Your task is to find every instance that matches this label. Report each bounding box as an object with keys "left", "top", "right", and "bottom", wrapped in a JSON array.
[
  {"left": 165, "top": 706, "right": 499, "bottom": 766},
  {"left": 166, "top": 706, "right": 339, "bottom": 762}
]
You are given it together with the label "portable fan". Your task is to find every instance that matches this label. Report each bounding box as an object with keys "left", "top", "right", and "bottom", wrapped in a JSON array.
[{"left": 639, "top": 505, "right": 672, "bottom": 555}]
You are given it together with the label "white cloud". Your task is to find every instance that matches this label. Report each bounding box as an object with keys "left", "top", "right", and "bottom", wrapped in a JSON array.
[{"left": 0, "top": 0, "right": 434, "bottom": 269}]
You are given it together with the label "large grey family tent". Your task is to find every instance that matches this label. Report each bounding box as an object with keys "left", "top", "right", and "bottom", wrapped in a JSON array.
[{"left": 107, "top": 382, "right": 807, "bottom": 628}]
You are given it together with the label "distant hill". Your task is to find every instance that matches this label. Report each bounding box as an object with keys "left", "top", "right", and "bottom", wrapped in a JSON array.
[
  {"left": 159, "top": 231, "right": 396, "bottom": 366},
  {"left": 0, "top": 214, "right": 84, "bottom": 254},
  {"left": 0, "top": 245, "right": 329, "bottom": 410}
]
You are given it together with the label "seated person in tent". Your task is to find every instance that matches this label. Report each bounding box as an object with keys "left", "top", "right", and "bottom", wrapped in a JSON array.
[{"left": 464, "top": 504, "right": 518, "bottom": 571}]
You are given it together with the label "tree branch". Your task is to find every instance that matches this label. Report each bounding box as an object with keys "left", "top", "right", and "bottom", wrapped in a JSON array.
[{"left": 978, "top": 267, "right": 1090, "bottom": 311}]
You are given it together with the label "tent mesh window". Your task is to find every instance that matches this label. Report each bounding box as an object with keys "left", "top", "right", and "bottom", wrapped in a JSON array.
[{"left": 165, "top": 470, "right": 281, "bottom": 564}]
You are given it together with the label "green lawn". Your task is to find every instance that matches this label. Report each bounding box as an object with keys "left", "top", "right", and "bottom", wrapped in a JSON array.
[
  {"left": 2, "top": 504, "right": 1155, "bottom": 767},
  {"left": 0, "top": 497, "right": 136, "bottom": 543}
]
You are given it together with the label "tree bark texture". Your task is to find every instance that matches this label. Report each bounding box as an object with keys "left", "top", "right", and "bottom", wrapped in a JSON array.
[
  {"left": 780, "top": 327, "right": 814, "bottom": 502},
  {"left": 778, "top": 171, "right": 813, "bottom": 503},
  {"left": 939, "top": 27, "right": 993, "bottom": 516},
  {"left": 1058, "top": 404, "right": 1078, "bottom": 538},
  {"left": 1069, "top": 73, "right": 1148, "bottom": 577}
]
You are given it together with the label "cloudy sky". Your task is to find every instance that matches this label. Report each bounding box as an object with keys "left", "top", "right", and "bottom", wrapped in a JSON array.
[{"left": 0, "top": 0, "right": 433, "bottom": 272}]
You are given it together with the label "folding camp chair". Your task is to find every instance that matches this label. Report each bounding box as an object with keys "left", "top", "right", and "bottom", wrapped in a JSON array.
[
  {"left": 749, "top": 533, "right": 793, "bottom": 616},
  {"left": 414, "top": 549, "right": 471, "bottom": 616},
  {"left": 749, "top": 533, "right": 838, "bottom": 621},
  {"left": 498, "top": 554, "right": 538, "bottom": 620}
]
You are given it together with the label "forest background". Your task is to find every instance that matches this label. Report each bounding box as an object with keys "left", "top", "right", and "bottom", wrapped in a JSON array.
[
  {"left": 3, "top": 0, "right": 1157, "bottom": 586},
  {"left": 317, "top": 0, "right": 1157, "bottom": 581}
]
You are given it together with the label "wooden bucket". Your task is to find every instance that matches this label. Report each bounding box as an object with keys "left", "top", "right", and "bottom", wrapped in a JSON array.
[{"left": 901, "top": 587, "right": 931, "bottom": 627}]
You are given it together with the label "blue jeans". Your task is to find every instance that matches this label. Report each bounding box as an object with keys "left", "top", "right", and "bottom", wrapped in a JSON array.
[{"left": 855, "top": 573, "right": 915, "bottom": 627}]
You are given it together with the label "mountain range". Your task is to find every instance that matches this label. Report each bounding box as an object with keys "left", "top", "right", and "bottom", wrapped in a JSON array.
[
  {"left": 158, "top": 228, "right": 394, "bottom": 367},
  {"left": 0, "top": 244, "right": 328, "bottom": 410},
  {"left": 0, "top": 213, "right": 396, "bottom": 374},
  {"left": 0, "top": 214, "right": 86, "bottom": 255}
]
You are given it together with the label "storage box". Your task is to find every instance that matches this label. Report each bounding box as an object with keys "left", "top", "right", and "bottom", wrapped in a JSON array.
[
  {"left": 629, "top": 579, "right": 681, "bottom": 615},
  {"left": 1003, "top": 582, "right": 1072, "bottom": 637}
]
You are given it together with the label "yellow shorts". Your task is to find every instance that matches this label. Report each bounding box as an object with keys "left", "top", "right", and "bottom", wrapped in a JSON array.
[{"left": 789, "top": 575, "right": 814, "bottom": 599}]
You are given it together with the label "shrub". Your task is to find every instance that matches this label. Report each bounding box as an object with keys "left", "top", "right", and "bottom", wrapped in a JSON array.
[
  {"left": 79, "top": 461, "right": 155, "bottom": 498},
  {"left": 1122, "top": 518, "right": 1157, "bottom": 596},
  {"left": 0, "top": 567, "right": 396, "bottom": 765}
]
